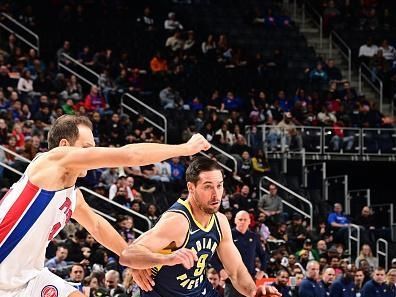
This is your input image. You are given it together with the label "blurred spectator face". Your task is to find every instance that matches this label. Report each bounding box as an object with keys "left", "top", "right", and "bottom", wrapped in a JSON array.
[
  {"left": 132, "top": 202, "right": 140, "bottom": 212},
  {"left": 234, "top": 211, "right": 250, "bottom": 233},
  {"left": 355, "top": 270, "right": 365, "bottom": 284},
  {"left": 334, "top": 203, "right": 342, "bottom": 213},
  {"left": 361, "top": 244, "right": 372, "bottom": 256},
  {"left": 317, "top": 240, "right": 327, "bottom": 252},
  {"left": 81, "top": 247, "right": 91, "bottom": 259},
  {"left": 359, "top": 259, "right": 370, "bottom": 273},
  {"left": 288, "top": 255, "right": 296, "bottom": 266},
  {"left": 86, "top": 234, "right": 95, "bottom": 245},
  {"left": 373, "top": 268, "right": 385, "bottom": 284},
  {"left": 322, "top": 268, "right": 335, "bottom": 284},
  {"left": 241, "top": 151, "right": 250, "bottom": 160},
  {"left": 70, "top": 265, "right": 85, "bottom": 282},
  {"left": 306, "top": 262, "right": 320, "bottom": 279},
  {"left": 105, "top": 272, "right": 119, "bottom": 289},
  {"left": 89, "top": 277, "right": 99, "bottom": 289},
  {"left": 125, "top": 217, "right": 134, "bottom": 229},
  {"left": 361, "top": 206, "right": 370, "bottom": 217},
  {"left": 257, "top": 212, "right": 266, "bottom": 223},
  {"left": 269, "top": 184, "right": 277, "bottom": 196},
  {"left": 277, "top": 271, "right": 289, "bottom": 286},
  {"left": 0, "top": 119, "right": 6, "bottom": 129},
  {"left": 240, "top": 185, "right": 250, "bottom": 197},
  {"left": 92, "top": 112, "right": 101, "bottom": 122},
  {"left": 147, "top": 204, "right": 157, "bottom": 215},
  {"left": 90, "top": 85, "right": 98, "bottom": 95},
  {"left": 299, "top": 250, "right": 309, "bottom": 262},
  {"left": 330, "top": 257, "right": 340, "bottom": 268},
  {"left": 339, "top": 258, "right": 350, "bottom": 271},
  {"left": 56, "top": 246, "right": 68, "bottom": 261},
  {"left": 319, "top": 257, "right": 328, "bottom": 268},
  {"left": 296, "top": 273, "right": 304, "bottom": 285},
  {"left": 387, "top": 269, "right": 396, "bottom": 285},
  {"left": 207, "top": 271, "right": 220, "bottom": 288}
]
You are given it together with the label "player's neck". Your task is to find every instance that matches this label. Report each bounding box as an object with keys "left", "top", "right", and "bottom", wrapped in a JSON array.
[{"left": 186, "top": 198, "right": 212, "bottom": 228}]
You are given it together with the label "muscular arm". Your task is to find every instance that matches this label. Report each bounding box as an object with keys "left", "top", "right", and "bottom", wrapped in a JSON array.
[
  {"left": 120, "top": 212, "right": 195, "bottom": 269},
  {"left": 56, "top": 134, "right": 210, "bottom": 170},
  {"left": 72, "top": 189, "right": 127, "bottom": 256},
  {"left": 216, "top": 213, "right": 257, "bottom": 296}
]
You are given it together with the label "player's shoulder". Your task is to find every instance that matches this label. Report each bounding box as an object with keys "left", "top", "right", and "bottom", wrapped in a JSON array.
[
  {"left": 157, "top": 210, "right": 190, "bottom": 230},
  {"left": 214, "top": 212, "right": 231, "bottom": 232}
]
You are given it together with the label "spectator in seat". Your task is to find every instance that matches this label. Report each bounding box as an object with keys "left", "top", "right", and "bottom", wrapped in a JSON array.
[
  {"left": 251, "top": 148, "right": 270, "bottom": 184},
  {"left": 355, "top": 206, "right": 376, "bottom": 245},
  {"left": 45, "top": 245, "right": 69, "bottom": 278},
  {"left": 271, "top": 270, "right": 295, "bottom": 297},
  {"left": 277, "top": 112, "right": 303, "bottom": 151},
  {"left": 84, "top": 85, "right": 108, "bottom": 113},
  {"left": 159, "top": 85, "right": 183, "bottom": 110},
  {"left": 309, "top": 62, "right": 329, "bottom": 91},
  {"left": 258, "top": 183, "right": 283, "bottom": 224},
  {"left": 165, "top": 30, "right": 184, "bottom": 52},
  {"left": 359, "top": 37, "right": 378, "bottom": 66},
  {"left": 207, "top": 268, "right": 224, "bottom": 297},
  {"left": 325, "top": 59, "right": 343, "bottom": 82},
  {"left": 164, "top": 12, "right": 183, "bottom": 32},
  {"left": 287, "top": 213, "right": 308, "bottom": 252},
  {"left": 327, "top": 203, "right": 350, "bottom": 244},
  {"left": 361, "top": 267, "right": 388, "bottom": 297},
  {"left": 104, "top": 270, "right": 125, "bottom": 296},
  {"left": 379, "top": 39, "right": 396, "bottom": 62},
  {"left": 355, "top": 244, "right": 378, "bottom": 270}
]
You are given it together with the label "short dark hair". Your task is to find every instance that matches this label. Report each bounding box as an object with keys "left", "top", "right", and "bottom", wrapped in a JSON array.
[
  {"left": 47, "top": 115, "right": 93, "bottom": 150},
  {"left": 185, "top": 157, "right": 223, "bottom": 185},
  {"left": 276, "top": 269, "right": 289, "bottom": 277}
]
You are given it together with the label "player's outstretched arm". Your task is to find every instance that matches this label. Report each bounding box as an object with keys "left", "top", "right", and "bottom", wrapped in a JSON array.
[
  {"left": 216, "top": 213, "right": 281, "bottom": 297},
  {"left": 72, "top": 189, "right": 128, "bottom": 256},
  {"left": 119, "top": 212, "right": 197, "bottom": 269},
  {"left": 56, "top": 133, "right": 210, "bottom": 170}
]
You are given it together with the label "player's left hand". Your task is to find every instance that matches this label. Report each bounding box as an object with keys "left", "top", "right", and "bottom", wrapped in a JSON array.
[{"left": 132, "top": 269, "right": 155, "bottom": 292}]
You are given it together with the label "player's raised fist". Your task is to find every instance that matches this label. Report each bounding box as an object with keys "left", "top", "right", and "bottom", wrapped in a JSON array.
[{"left": 184, "top": 133, "right": 211, "bottom": 155}]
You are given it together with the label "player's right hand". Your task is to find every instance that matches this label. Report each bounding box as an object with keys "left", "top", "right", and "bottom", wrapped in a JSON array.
[
  {"left": 184, "top": 133, "right": 211, "bottom": 155},
  {"left": 132, "top": 269, "right": 155, "bottom": 292},
  {"left": 164, "top": 248, "right": 198, "bottom": 269}
]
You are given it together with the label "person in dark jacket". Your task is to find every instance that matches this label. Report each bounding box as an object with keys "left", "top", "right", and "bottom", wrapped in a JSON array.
[
  {"left": 272, "top": 269, "right": 297, "bottom": 297},
  {"left": 361, "top": 267, "right": 391, "bottom": 297},
  {"left": 299, "top": 260, "right": 326, "bottom": 297},
  {"left": 320, "top": 267, "right": 335, "bottom": 296},
  {"left": 330, "top": 264, "right": 356, "bottom": 297}
]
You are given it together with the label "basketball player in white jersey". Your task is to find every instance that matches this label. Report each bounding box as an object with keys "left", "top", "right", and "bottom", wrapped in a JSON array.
[{"left": 0, "top": 115, "right": 211, "bottom": 297}]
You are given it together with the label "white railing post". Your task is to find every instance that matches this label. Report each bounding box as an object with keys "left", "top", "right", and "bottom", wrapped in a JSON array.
[
  {"left": 348, "top": 224, "right": 361, "bottom": 259},
  {"left": 376, "top": 238, "right": 388, "bottom": 271}
]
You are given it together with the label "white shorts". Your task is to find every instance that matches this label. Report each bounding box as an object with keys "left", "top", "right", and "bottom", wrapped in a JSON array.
[{"left": 0, "top": 269, "right": 78, "bottom": 297}]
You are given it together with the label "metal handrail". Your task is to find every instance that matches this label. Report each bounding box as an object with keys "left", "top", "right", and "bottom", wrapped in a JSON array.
[
  {"left": 199, "top": 143, "right": 238, "bottom": 174},
  {"left": 329, "top": 30, "right": 351, "bottom": 83},
  {"left": 302, "top": 0, "right": 323, "bottom": 48},
  {"left": 0, "top": 12, "right": 40, "bottom": 55},
  {"left": 59, "top": 53, "right": 100, "bottom": 86},
  {"left": 79, "top": 186, "right": 152, "bottom": 231},
  {"left": 303, "top": 162, "right": 326, "bottom": 200},
  {"left": 0, "top": 161, "right": 23, "bottom": 176},
  {"left": 359, "top": 62, "right": 384, "bottom": 112},
  {"left": 260, "top": 176, "right": 313, "bottom": 228},
  {"left": 348, "top": 224, "right": 361, "bottom": 259},
  {"left": 120, "top": 93, "right": 168, "bottom": 144},
  {"left": 376, "top": 238, "right": 388, "bottom": 271},
  {"left": 0, "top": 145, "right": 31, "bottom": 163}
]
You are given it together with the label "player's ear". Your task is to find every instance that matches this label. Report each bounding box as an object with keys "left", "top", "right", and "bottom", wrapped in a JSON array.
[
  {"left": 187, "top": 181, "right": 194, "bottom": 193},
  {"left": 59, "top": 138, "right": 70, "bottom": 147}
]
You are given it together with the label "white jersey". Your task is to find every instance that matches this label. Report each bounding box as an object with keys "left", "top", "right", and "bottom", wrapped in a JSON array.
[{"left": 0, "top": 170, "right": 77, "bottom": 291}]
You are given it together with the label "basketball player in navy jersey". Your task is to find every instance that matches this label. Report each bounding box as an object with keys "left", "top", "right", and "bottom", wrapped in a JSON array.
[
  {"left": 120, "top": 157, "right": 281, "bottom": 297},
  {"left": 0, "top": 115, "right": 211, "bottom": 297}
]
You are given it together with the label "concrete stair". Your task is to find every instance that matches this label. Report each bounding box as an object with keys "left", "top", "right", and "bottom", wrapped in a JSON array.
[{"left": 289, "top": 8, "right": 392, "bottom": 114}]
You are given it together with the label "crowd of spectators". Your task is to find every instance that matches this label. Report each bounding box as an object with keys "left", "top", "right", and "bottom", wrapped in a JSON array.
[{"left": 0, "top": 1, "right": 396, "bottom": 297}]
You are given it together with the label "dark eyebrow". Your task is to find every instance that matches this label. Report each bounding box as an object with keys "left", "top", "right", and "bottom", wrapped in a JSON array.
[{"left": 202, "top": 181, "right": 224, "bottom": 185}]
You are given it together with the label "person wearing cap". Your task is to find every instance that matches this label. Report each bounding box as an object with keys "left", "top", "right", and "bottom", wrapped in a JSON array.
[
  {"left": 296, "top": 239, "right": 320, "bottom": 261},
  {"left": 287, "top": 213, "right": 308, "bottom": 252},
  {"left": 271, "top": 269, "right": 297, "bottom": 297},
  {"left": 329, "top": 264, "right": 356, "bottom": 297},
  {"left": 299, "top": 260, "right": 326, "bottom": 297}
]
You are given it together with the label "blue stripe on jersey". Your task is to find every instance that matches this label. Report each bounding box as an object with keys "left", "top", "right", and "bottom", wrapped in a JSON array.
[{"left": 0, "top": 190, "right": 55, "bottom": 263}]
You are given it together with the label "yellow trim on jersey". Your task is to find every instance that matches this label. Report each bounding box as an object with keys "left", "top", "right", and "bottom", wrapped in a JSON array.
[
  {"left": 178, "top": 199, "right": 215, "bottom": 232},
  {"left": 213, "top": 214, "right": 223, "bottom": 240}
]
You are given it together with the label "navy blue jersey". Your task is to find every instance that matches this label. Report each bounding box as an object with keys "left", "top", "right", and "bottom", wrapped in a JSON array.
[{"left": 142, "top": 199, "right": 223, "bottom": 297}]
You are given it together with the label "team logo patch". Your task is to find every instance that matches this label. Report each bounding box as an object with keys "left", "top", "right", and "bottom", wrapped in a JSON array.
[{"left": 41, "top": 285, "right": 58, "bottom": 297}]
